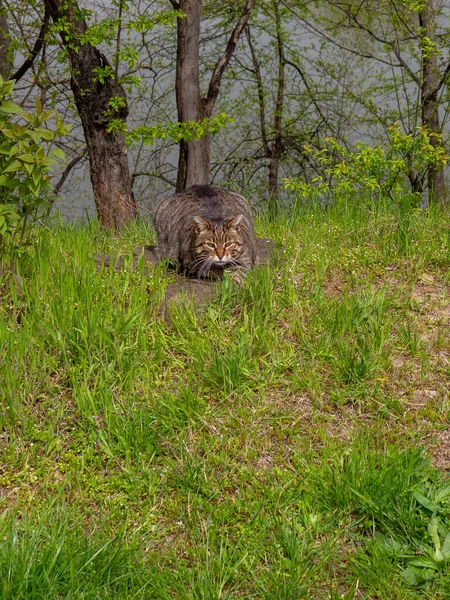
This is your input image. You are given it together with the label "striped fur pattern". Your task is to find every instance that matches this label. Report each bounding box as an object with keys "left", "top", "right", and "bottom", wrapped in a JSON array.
[{"left": 154, "top": 185, "right": 257, "bottom": 280}]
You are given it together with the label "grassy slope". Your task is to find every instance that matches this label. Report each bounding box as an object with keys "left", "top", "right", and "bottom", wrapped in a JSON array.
[{"left": 1, "top": 197, "right": 449, "bottom": 598}]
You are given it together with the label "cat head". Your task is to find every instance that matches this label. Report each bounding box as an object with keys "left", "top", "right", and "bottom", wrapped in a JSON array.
[{"left": 191, "top": 215, "right": 245, "bottom": 273}]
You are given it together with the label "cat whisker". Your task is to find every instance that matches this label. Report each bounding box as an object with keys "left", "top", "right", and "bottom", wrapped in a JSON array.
[
  {"left": 187, "top": 257, "right": 207, "bottom": 271},
  {"left": 199, "top": 259, "right": 214, "bottom": 278},
  {"left": 188, "top": 256, "right": 213, "bottom": 278},
  {"left": 228, "top": 257, "right": 246, "bottom": 268}
]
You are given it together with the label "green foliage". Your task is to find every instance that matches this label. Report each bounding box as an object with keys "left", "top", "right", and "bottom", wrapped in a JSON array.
[
  {"left": 91, "top": 64, "right": 115, "bottom": 85},
  {"left": 401, "top": 0, "right": 426, "bottom": 12},
  {"left": 284, "top": 124, "right": 448, "bottom": 204},
  {"left": 0, "top": 77, "right": 69, "bottom": 266},
  {"left": 112, "top": 112, "right": 233, "bottom": 145},
  {"left": 373, "top": 480, "right": 450, "bottom": 589},
  {"left": 420, "top": 35, "right": 440, "bottom": 60}
]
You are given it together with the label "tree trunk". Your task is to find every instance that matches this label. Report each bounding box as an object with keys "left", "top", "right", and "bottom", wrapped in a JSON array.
[
  {"left": 175, "top": 0, "right": 209, "bottom": 191},
  {"left": 420, "top": 0, "right": 445, "bottom": 203},
  {"left": 175, "top": 0, "right": 254, "bottom": 192},
  {"left": 45, "top": 0, "right": 135, "bottom": 228},
  {"left": 268, "top": 0, "right": 285, "bottom": 215}
]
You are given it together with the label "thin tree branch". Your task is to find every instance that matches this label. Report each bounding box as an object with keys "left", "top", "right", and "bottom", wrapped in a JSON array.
[
  {"left": 280, "top": 0, "right": 406, "bottom": 70},
  {"left": 11, "top": 4, "right": 50, "bottom": 81},
  {"left": 204, "top": 0, "right": 255, "bottom": 115},
  {"left": 435, "top": 59, "right": 450, "bottom": 96},
  {"left": 114, "top": 0, "right": 124, "bottom": 84},
  {"left": 245, "top": 25, "right": 269, "bottom": 155},
  {"left": 132, "top": 170, "right": 175, "bottom": 188},
  {"left": 54, "top": 147, "right": 88, "bottom": 193},
  {"left": 284, "top": 58, "right": 329, "bottom": 133}
]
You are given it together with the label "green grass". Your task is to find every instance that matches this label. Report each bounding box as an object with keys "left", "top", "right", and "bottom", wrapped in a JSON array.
[{"left": 1, "top": 195, "right": 450, "bottom": 598}]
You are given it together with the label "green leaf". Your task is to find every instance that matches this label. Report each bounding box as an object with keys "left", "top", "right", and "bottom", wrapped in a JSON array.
[
  {"left": 51, "top": 147, "right": 65, "bottom": 160},
  {"left": 39, "top": 180, "right": 53, "bottom": 193},
  {"left": 24, "top": 162, "right": 34, "bottom": 175},
  {"left": 435, "top": 481, "right": 450, "bottom": 503},
  {"left": 0, "top": 128, "right": 17, "bottom": 139},
  {"left": 3, "top": 177, "right": 21, "bottom": 189},
  {"left": 32, "top": 169, "right": 41, "bottom": 187},
  {"left": 407, "top": 556, "right": 439, "bottom": 569},
  {"left": 433, "top": 549, "right": 445, "bottom": 566},
  {"left": 0, "top": 143, "right": 18, "bottom": 156},
  {"left": 402, "top": 566, "right": 437, "bottom": 587},
  {"left": 20, "top": 111, "right": 36, "bottom": 124},
  {"left": 18, "top": 153, "right": 35, "bottom": 164},
  {"left": 413, "top": 491, "right": 439, "bottom": 512},
  {"left": 374, "top": 534, "right": 404, "bottom": 553},
  {"left": 440, "top": 533, "right": 450, "bottom": 559},
  {"left": 2, "top": 80, "right": 15, "bottom": 95},
  {"left": 39, "top": 109, "right": 54, "bottom": 123},
  {"left": 402, "top": 566, "right": 422, "bottom": 586},
  {"left": 35, "top": 127, "right": 55, "bottom": 141},
  {"left": 0, "top": 101, "right": 23, "bottom": 114},
  {"left": 34, "top": 147, "right": 44, "bottom": 161},
  {"left": 40, "top": 156, "right": 56, "bottom": 166},
  {"left": 3, "top": 160, "right": 21, "bottom": 173},
  {"left": 29, "top": 130, "right": 43, "bottom": 144}
]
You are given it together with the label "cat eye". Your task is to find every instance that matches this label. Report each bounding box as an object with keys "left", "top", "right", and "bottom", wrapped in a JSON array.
[
  {"left": 224, "top": 242, "right": 234, "bottom": 248},
  {"left": 204, "top": 242, "right": 216, "bottom": 249}
]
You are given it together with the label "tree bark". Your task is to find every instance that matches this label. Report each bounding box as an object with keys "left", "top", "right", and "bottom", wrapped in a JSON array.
[
  {"left": 420, "top": 0, "right": 445, "bottom": 203},
  {"left": 45, "top": 0, "right": 135, "bottom": 228},
  {"left": 175, "top": 0, "right": 254, "bottom": 192},
  {"left": 268, "top": 0, "right": 285, "bottom": 215},
  {"left": 175, "top": 0, "right": 210, "bottom": 191}
]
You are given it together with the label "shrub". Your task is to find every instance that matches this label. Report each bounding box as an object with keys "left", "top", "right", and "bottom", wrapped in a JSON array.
[{"left": 0, "top": 76, "right": 69, "bottom": 267}]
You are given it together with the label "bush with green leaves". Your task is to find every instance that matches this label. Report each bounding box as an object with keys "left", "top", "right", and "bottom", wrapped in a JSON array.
[
  {"left": 0, "top": 76, "right": 69, "bottom": 266},
  {"left": 284, "top": 124, "right": 448, "bottom": 205}
]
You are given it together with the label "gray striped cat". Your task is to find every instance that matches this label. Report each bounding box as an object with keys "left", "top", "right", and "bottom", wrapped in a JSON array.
[{"left": 154, "top": 185, "right": 256, "bottom": 281}]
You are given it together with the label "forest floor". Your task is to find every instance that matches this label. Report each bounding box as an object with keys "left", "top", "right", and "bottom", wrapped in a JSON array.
[{"left": 1, "top": 197, "right": 450, "bottom": 598}]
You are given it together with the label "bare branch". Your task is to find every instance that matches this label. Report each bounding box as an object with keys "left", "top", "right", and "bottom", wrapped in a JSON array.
[
  {"left": 284, "top": 58, "right": 330, "bottom": 133},
  {"left": 245, "top": 25, "right": 269, "bottom": 155},
  {"left": 11, "top": 4, "right": 50, "bottom": 81},
  {"left": 280, "top": 0, "right": 406, "bottom": 70},
  {"left": 132, "top": 170, "right": 175, "bottom": 188},
  {"left": 204, "top": 0, "right": 255, "bottom": 115},
  {"left": 435, "top": 60, "right": 450, "bottom": 96},
  {"left": 54, "top": 147, "right": 88, "bottom": 193}
]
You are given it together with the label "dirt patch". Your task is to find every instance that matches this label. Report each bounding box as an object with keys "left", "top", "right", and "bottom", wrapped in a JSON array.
[
  {"left": 263, "top": 390, "right": 314, "bottom": 418},
  {"left": 411, "top": 273, "right": 449, "bottom": 319},
  {"left": 410, "top": 388, "right": 438, "bottom": 409},
  {"left": 432, "top": 429, "right": 450, "bottom": 471},
  {"left": 323, "top": 272, "right": 348, "bottom": 298}
]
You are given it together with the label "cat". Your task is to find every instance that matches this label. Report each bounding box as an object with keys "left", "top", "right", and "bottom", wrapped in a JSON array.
[{"left": 154, "top": 185, "right": 257, "bottom": 281}]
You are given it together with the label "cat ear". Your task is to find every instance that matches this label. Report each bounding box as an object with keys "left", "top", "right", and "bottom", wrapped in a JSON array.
[
  {"left": 193, "top": 216, "right": 211, "bottom": 233},
  {"left": 225, "top": 215, "right": 244, "bottom": 231}
]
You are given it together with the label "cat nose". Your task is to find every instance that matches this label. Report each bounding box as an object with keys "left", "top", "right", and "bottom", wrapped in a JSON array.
[{"left": 216, "top": 248, "right": 224, "bottom": 259}]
